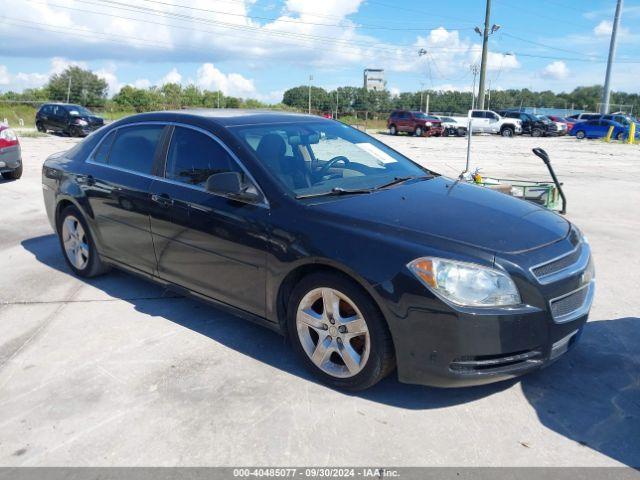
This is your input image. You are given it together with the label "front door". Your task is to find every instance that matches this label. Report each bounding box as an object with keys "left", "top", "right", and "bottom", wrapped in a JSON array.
[
  {"left": 149, "top": 125, "right": 268, "bottom": 317},
  {"left": 83, "top": 123, "right": 166, "bottom": 274}
]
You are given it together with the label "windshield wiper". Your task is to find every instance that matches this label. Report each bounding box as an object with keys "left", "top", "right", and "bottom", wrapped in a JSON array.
[
  {"left": 374, "top": 175, "right": 432, "bottom": 190},
  {"left": 296, "top": 187, "right": 373, "bottom": 199}
]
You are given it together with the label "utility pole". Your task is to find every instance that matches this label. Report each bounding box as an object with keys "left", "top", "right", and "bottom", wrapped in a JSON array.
[
  {"left": 308, "top": 75, "right": 313, "bottom": 114},
  {"left": 66, "top": 76, "right": 71, "bottom": 103},
  {"left": 426, "top": 93, "right": 430, "bottom": 114},
  {"left": 420, "top": 90, "right": 424, "bottom": 112},
  {"left": 470, "top": 64, "right": 480, "bottom": 109},
  {"left": 475, "top": 0, "right": 500, "bottom": 110},
  {"left": 601, "top": 0, "right": 623, "bottom": 114},
  {"left": 217, "top": 90, "right": 220, "bottom": 108},
  {"left": 335, "top": 89, "right": 339, "bottom": 119}
]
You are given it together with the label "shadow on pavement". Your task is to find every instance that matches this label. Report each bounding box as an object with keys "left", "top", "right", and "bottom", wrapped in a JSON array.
[
  {"left": 21, "top": 234, "right": 640, "bottom": 465},
  {"left": 521, "top": 315, "right": 640, "bottom": 467}
]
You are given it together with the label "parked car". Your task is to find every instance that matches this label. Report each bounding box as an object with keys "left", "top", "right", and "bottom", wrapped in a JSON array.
[
  {"left": 566, "top": 112, "right": 601, "bottom": 122},
  {"left": 497, "top": 110, "right": 557, "bottom": 137},
  {"left": 36, "top": 103, "right": 104, "bottom": 137},
  {"left": 548, "top": 115, "right": 574, "bottom": 132},
  {"left": 459, "top": 109, "right": 522, "bottom": 137},
  {"left": 43, "top": 110, "right": 594, "bottom": 390},
  {"left": 537, "top": 115, "right": 567, "bottom": 135},
  {"left": 387, "top": 110, "right": 443, "bottom": 137},
  {"left": 433, "top": 115, "right": 467, "bottom": 137},
  {"left": 0, "top": 124, "right": 22, "bottom": 180},
  {"left": 570, "top": 119, "right": 630, "bottom": 140}
]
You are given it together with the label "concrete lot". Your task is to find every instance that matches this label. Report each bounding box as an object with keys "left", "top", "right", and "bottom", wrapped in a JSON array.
[{"left": 0, "top": 132, "right": 638, "bottom": 467}]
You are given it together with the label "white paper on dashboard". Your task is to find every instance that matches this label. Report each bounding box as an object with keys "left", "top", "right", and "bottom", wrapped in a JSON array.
[{"left": 354, "top": 143, "right": 397, "bottom": 164}]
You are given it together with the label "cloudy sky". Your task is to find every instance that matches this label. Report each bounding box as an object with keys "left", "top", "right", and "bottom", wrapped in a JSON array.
[{"left": 0, "top": 0, "right": 639, "bottom": 103}]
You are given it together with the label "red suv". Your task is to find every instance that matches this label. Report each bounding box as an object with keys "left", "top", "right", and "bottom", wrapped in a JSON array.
[{"left": 387, "top": 110, "right": 443, "bottom": 137}]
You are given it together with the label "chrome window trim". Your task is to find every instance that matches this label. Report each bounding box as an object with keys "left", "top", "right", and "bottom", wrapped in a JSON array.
[
  {"left": 549, "top": 281, "right": 595, "bottom": 324},
  {"left": 84, "top": 121, "right": 269, "bottom": 208},
  {"left": 529, "top": 242, "right": 590, "bottom": 285}
]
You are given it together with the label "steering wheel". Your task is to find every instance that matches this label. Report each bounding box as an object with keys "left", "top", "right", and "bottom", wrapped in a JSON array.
[{"left": 313, "top": 156, "right": 350, "bottom": 180}]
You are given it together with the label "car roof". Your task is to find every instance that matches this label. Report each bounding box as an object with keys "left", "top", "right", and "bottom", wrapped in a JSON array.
[{"left": 115, "top": 109, "right": 328, "bottom": 128}]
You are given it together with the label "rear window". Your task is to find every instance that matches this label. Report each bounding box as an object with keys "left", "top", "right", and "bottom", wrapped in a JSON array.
[{"left": 108, "top": 125, "right": 164, "bottom": 174}]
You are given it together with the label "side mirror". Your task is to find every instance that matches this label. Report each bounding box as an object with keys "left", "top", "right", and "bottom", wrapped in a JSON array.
[{"left": 205, "top": 171, "right": 261, "bottom": 203}]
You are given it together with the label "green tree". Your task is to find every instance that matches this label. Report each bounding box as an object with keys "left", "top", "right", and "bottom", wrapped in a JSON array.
[{"left": 47, "top": 66, "right": 108, "bottom": 107}]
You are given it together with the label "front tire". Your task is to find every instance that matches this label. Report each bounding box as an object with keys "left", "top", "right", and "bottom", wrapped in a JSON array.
[
  {"left": 616, "top": 131, "right": 625, "bottom": 141},
  {"left": 414, "top": 126, "right": 423, "bottom": 137},
  {"left": 575, "top": 130, "right": 586, "bottom": 139},
  {"left": 501, "top": 127, "right": 514, "bottom": 137},
  {"left": 36, "top": 122, "right": 46, "bottom": 133},
  {"left": 389, "top": 124, "right": 397, "bottom": 135},
  {"left": 287, "top": 272, "right": 395, "bottom": 391},
  {"left": 531, "top": 127, "right": 543, "bottom": 137},
  {"left": 56, "top": 205, "right": 110, "bottom": 278},
  {"left": 1, "top": 164, "right": 22, "bottom": 180}
]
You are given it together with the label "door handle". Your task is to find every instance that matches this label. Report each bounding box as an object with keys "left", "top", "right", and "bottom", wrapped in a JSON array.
[{"left": 151, "top": 193, "right": 173, "bottom": 207}]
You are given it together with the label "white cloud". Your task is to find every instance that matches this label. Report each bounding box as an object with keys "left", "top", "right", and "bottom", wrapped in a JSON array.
[
  {"left": 95, "top": 63, "right": 121, "bottom": 96},
  {"left": 0, "top": 58, "right": 83, "bottom": 91},
  {"left": 133, "top": 78, "right": 151, "bottom": 89},
  {"left": 196, "top": 63, "right": 255, "bottom": 97},
  {"left": 0, "top": 66, "right": 9, "bottom": 85},
  {"left": 541, "top": 61, "right": 570, "bottom": 80},
  {"left": 594, "top": 20, "right": 612, "bottom": 37},
  {"left": 159, "top": 68, "right": 182, "bottom": 86}
]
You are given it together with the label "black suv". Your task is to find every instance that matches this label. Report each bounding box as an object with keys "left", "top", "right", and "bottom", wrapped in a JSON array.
[
  {"left": 36, "top": 103, "right": 104, "bottom": 137},
  {"left": 497, "top": 110, "right": 558, "bottom": 137}
]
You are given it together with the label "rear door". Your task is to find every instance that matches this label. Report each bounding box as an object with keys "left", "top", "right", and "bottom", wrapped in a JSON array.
[
  {"left": 470, "top": 111, "right": 488, "bottom": 132},
  {"left": 149, "top": 125, "right": 269, "bottom": 317},
  {"left": 397, "top": 112, "right": 410, "bottom": 131},
  {"left": 84, "top": 123, "right": 167, "bottom": 273}
]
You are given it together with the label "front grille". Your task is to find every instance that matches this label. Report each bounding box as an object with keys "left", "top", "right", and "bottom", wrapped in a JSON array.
[
  {"left": 532, "top": 247, "right": 582, "bottom": 278},
  {"left": 550, "top": 284, "right": 590, "bottom": 321},
  {"left": 450, "top": 349, "right": 542, "bottom": 374}
]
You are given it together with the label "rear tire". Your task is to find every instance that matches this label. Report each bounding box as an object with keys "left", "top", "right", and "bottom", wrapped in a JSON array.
[
  {"left": 1, "top": 164, "right": 22, "bottom": 180},
  {"left": 389, "top": 125, "right": 397, "bottom": 135},
  {"left": 616, "top": 132, "right": 625, "bottom": 141},
  {"left": 56, "top": 205, "right": 110, "bottom": 278},
  {"left": 287, "top": 272, "right": 395, "bottom": 391}
]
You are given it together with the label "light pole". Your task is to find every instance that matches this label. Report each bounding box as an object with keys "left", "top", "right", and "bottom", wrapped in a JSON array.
[{"left": 601, "top": 0, "right": 624, "bottom": 114}]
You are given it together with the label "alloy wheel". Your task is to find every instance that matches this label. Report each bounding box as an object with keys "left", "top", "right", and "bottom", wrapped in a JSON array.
[
  {"left": 296, "top": 287, "right": 370, "bottom": 378},
  {"left": 62, "top": 215, "right": 90, "bottom": 270}
]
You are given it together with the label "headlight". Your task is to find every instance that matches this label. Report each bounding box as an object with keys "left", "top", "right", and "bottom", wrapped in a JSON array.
[
  {"left": 425, "top": 122, "right": 432, "bottom": 127},
  {"left": 407, "top": 257, "right": 521, "bottom": 307},
  {"left": 74, "top": 119, "right": 88, "bottom": 126}
]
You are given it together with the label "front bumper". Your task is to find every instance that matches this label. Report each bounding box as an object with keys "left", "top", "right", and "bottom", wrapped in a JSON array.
[
  {"left": 0, "top": 144, "right": 22, "bottom": 172},
  {"left": 424, "top": 126, "right": 444, "bottom": 137},
  {"left": 376, "top": 234, "right": 594, "bottom": 387}
]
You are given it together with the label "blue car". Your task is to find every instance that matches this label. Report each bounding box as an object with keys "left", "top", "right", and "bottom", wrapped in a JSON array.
[{"left": 570, "top": 119, "right": 629, "bottom": 140}]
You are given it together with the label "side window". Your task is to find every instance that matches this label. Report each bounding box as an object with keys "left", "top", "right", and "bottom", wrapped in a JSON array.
[
  {"left": 471, "top": 111, "right": 484, "bottom": 118},
  {"left": 109, "top": 125, "right": 164, "bottom": 174},
  {"left": 91, "top": 130, "right": 117, "bottom": 164},
  {"left": 165, "top": 127, "right": 239, "bottom": 187}
]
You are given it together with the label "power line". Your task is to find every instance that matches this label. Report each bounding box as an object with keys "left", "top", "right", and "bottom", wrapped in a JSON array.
[{"left": 116, "top": 0, "right": 473, "bottom": 31}]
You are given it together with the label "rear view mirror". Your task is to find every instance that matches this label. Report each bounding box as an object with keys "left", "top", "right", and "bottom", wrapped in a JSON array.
[{"left": 205, "top": 171, "right": 261, "bottom": 203}]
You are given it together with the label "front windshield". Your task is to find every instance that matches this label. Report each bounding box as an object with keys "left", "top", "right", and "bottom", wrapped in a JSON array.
[
  {"left": 66, "top": 105, "right": 93, "bottom": 116},
  {"left": 232, "top": 121, "right": 428, "bottom": 198}
]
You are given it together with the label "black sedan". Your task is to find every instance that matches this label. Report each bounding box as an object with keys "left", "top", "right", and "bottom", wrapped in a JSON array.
[{"left": 41, "top": 110, "right": 595, "bottom": 391}]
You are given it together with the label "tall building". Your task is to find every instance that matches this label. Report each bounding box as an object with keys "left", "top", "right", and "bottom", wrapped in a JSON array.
[{"left": 363, "top": 69, "right": 386, "bottom": 91}]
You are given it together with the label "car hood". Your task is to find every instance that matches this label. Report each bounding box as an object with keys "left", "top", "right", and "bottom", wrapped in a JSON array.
[{"left": 308, "top": 176, "right": 569, "bottom": 254}]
